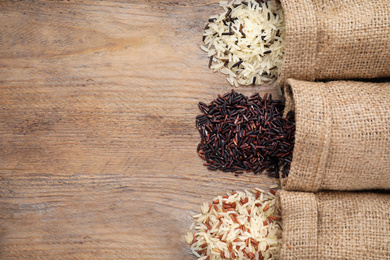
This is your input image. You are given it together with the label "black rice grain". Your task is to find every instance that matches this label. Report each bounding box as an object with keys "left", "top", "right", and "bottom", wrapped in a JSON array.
[{"left": 196, "top": 90, "right": 295, "bottom": 178}]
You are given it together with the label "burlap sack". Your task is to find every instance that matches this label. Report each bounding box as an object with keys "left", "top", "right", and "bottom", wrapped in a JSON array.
[
  {"left": 276, "top": 190, "right": 390, "bottom": 259},
  {"left": 277, "top": 0, "right": 390, "bottom": 86},
  {"left": 280, "top": 79, "right": 390, "bottom": 191}
]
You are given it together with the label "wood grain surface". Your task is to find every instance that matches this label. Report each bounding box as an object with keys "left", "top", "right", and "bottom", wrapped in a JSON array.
[{"left": 0, "top": 1, "right": 280, "bottom": 259}]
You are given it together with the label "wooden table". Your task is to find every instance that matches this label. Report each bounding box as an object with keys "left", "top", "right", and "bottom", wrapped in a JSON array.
[{"left": 0, "top": 1, "right": 279, "bottom": 258}]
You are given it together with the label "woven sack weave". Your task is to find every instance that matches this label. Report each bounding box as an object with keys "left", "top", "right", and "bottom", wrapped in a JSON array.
[
  {"left": 277, "top": 0, "right": 390, "bottom": 86},
  {"left": 276, "top": 190, "right": 390, "bottom": 259},
  {"left": 281, "top": 79, "right": 390, "bottom": 191}
]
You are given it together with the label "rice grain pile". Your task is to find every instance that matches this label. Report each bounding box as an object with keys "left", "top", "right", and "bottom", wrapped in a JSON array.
[
  {"left": 201, "top": 0, "right": 285, "bottom": 87},
  {"left": 185, "top": 186, "right": 282, "bottom": 260},
  {"left": 196, "top": 90, "right": 295, "bottom": 178}
]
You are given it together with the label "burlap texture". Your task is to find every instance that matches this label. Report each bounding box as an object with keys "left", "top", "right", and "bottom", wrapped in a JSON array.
[
  {"left": 277, "top": 0, "right": 390, "bottom": 86},
  {"left": 276, "top": 190, "right": 390, "bottom": 259},
  {"left": 281, "top": 79, "right": 390, "bottom": 191}
]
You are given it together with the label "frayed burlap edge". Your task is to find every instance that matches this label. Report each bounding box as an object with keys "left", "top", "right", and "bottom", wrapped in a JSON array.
[
  {"left": 276, "top": 190, "right": 318, "bottom": 259},
  {"left": 277, "top": 191, "right": 390, "bottom": 259},
  {"left": 277, "top": 0, "right": 317, "bottom": 86},
  {"left": 280, "top": 79, "right": 390, "bottom": 191},
  {"left": 280, "top": 79, "right": 331, "bottom": 191}
]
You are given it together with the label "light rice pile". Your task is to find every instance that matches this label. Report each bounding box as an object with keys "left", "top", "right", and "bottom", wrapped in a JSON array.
[
  {"left": 201, "top": 0, "right": 285, "bottom": 87},
  {"left": 185, "top": 185, "right": 282, "bottom": 260}
]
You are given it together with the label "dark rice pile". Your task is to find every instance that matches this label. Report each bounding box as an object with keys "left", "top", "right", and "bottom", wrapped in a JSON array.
[{"left": 196, "top": 90, "right": 295, "bottom": 178}]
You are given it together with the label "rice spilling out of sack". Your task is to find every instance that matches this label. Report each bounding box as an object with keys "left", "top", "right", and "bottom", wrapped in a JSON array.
[
  {"left": 201, "top": 0, "right": 285, "bottom": 87},
  {"left": 185, "top": 186, "right": 282, "bottom": 260}
]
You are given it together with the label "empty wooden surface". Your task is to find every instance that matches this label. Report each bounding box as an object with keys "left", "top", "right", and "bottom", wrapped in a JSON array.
[{"left": 0, "top": 1, "right": 279, "bottom": 259}]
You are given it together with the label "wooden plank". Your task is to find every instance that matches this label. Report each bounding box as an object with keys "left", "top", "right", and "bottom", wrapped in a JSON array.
[{"left": 0, "top": 0, "right": 280, "bottom": 258}]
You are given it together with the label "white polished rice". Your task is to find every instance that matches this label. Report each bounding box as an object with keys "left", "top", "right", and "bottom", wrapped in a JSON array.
[
  {"left": 201, "top": 0, "right": 285, "bottom": 87},
  {"left": 185, "top": 187, "right": 282, "bottom": 260}
]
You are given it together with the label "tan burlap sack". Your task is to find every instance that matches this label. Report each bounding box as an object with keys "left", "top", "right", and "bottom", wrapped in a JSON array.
[
  {"left": 277, "top": 0, "right": 390, "bottom": 86},
  {"left": 276, "top": 190, "right": 390, "bottom": 259},
  {"left": 281, "top": 79, "right": 390, "bottom": 191}
]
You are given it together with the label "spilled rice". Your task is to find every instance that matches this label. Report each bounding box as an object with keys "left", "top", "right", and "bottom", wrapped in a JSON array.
[
  {"left": 185, "top": 186, "right": 282, "bottom": 260},
  {"left": 196, "top": 90, "right": 295, "bottom": 178},
  {"left": 201, "top": 0, "right": 285, "bottom": 87}
]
